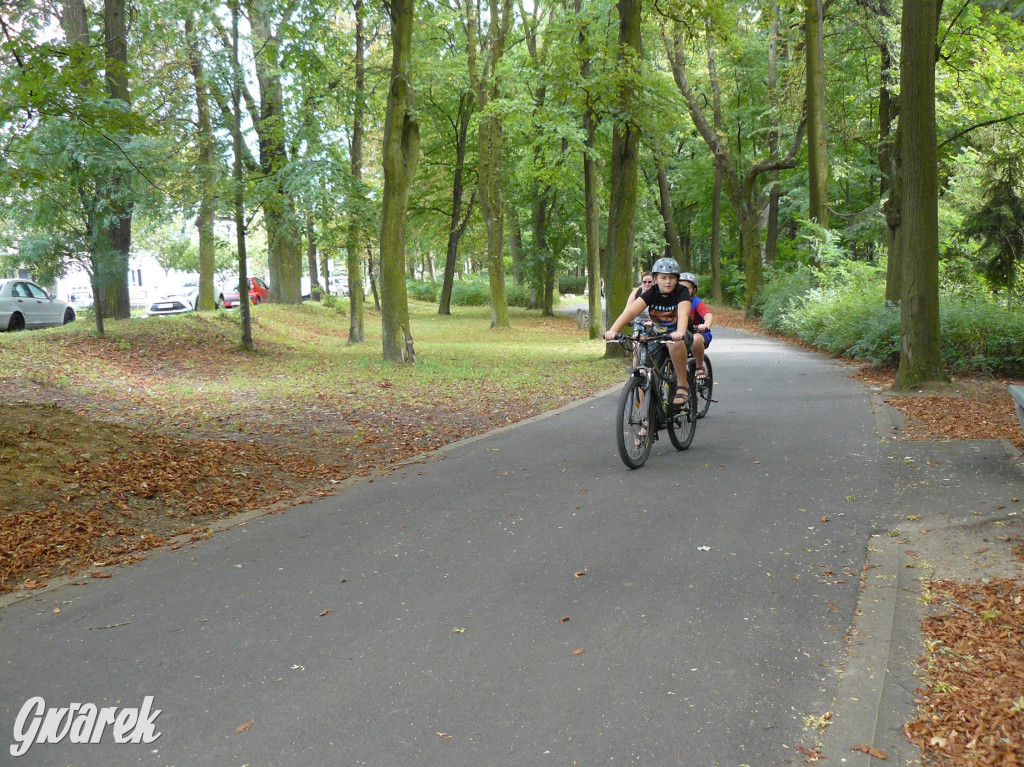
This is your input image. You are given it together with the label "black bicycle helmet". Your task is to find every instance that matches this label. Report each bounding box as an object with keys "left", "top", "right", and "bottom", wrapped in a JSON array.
[{"left": 651, "top": 257, "right": 680, "bottom": 276}]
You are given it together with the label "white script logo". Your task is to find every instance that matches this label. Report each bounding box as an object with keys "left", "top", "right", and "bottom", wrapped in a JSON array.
[{"left": 10, "top": 696, "right": 162, "bottom": 757}]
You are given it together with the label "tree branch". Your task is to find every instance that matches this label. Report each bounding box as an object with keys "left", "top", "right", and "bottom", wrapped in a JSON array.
[{"left": 938, "top": 112, "right": 1024, "bottom": 151}]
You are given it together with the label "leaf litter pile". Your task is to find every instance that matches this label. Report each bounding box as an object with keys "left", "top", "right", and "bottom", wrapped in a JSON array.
[{"left": 906, "top": 579, "right": 1024, "bottom": 765}]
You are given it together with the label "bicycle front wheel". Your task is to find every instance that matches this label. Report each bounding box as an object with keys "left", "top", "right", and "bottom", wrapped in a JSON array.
[
  {"left": 616, "top": 377, "right": 652, "bottom": 469},
  {"left": 696, "top": 356, "right": 713, "bottom": 419},
  {"left": 667, "top": 374, "right": 697, "bottom": 450}
]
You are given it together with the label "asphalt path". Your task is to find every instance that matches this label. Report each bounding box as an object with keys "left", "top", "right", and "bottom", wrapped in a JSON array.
[{"left": 1, "top": 326, "right": 914, "bottom": 766}]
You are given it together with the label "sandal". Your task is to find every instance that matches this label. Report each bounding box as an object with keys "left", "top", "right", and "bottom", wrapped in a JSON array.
[
  {"left": 672, "top": 388, "right": 689, "bottom": 407},
  {"left": 634, "top": 426, "right": 648, "bottom": 448},
  {"left": 695, "top": 366, "right": 708, "bottom": 382}
]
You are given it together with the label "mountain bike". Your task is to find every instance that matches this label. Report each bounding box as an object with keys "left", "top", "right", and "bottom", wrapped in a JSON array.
[{"left": 609, "top": 329, "right": 697, "bottom": 469}]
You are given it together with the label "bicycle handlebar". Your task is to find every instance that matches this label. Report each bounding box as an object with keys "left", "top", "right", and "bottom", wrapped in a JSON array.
[{"left": 605, "top": 332, "right": 675, "bottom": 344}]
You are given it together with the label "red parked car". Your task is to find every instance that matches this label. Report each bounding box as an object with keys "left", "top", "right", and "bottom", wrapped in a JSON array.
[{"left": 220, "top": 277, "right": 269, "bottom": 309}]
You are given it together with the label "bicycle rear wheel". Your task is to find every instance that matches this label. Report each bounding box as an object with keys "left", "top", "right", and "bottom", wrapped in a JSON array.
[
  {"left": 667, "top": 372, "right": 697, "bottom": 450},
  {"left": 696, "top": 356, "right": 713, "bottom": 419},
  {"left": 616, "top": 377, "right": 652, "bottom": 469}
]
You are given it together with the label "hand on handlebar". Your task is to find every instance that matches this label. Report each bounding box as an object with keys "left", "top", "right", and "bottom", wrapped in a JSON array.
[{"left": 603, "top": 329, "right": 619, "bottom": 341}]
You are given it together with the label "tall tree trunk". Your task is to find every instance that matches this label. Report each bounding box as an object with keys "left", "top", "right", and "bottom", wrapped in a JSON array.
[
  {"left": 532, "top": 189, "right": 552, "bottom": 314},
  {"left": 604, "top": 0, "right": 642, "bottom": 358},
  {"left": 583, "top": 121, "right": 603, "bottom": 337},
  {"left": 805, "top": 0, "right": 829, "bottom": 230},
  {"left": 654, "top": 152, "right": 684, "bottom": 268},
  {"left": 347, "top": 0, "right": 366, "bottom": 341},
  {"left": 231, "top": 0, "right": 253, "bottom": 351},
  {"left": 101, "top": 0, "right": 131, "bottom": 320},
  {"left": 379, "top": 0, "right": 419, "bottom": 363},
  {"left": 896, "top": 0, "right": 945, "bottom": 388},
  {"left": 507, "top": 204, "right": 524, "bottom": 283},
  {"left": 765, "top": 0, "right": 781, "bottom": 266},
  {"left": 878, "top": 0, "right": 901, "bottom": 302},
  {"left": 62, "top": 0, "right": 106, "bottom": 335},
  {"left": 306, "top": 215, "right": 320, "bottom": 300},
  {"left": 247, "top": 1, "right": 302, "bottom": 304},
  {"left": 439, "top": 92, "right": 473, "bottom": 315},
  {"left": 877, "top": 0, "right": 895, "bottom": 201},
  {"left": 465, "top": 0, "right": 512, "bottom": 329},
  {"left": 367, "top": 244, "right": 380, "bottom": 310},
  {"left": 186, "top": 16, "right": 219, "bottom": 311},
  {"left": 577, "top": 0, "right": 603, "bottom": 338},
  {"left": 522, "top": 2, "right": 555, "bottom": 315},
  {"left": 884, "top": 134, "right": 904, "bottom": 302},
  {"left": 711, "top": 167, "right": 724, "bottom": 304}
]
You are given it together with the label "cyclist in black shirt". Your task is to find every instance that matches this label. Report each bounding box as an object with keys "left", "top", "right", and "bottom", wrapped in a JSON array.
[{"left": 604, "top": 258, "right": 692, "bottom": 407}]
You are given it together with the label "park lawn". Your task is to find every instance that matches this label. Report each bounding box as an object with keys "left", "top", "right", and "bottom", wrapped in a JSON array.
[{"left": 0, "top": 301, "right": 625, "bottom": 592}]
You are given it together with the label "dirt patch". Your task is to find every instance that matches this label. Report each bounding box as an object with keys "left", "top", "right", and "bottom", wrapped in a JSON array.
[{"left": 0, "top": 402, "right": 348, "bottom": 588}]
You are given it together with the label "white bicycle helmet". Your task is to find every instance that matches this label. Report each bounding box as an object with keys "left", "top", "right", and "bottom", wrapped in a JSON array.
[
  {"left": 651, "top": 257, "right": 680, "bottom": 276},
  {"left": 679, "top": 272, "right": 698, "bottom": 290}
]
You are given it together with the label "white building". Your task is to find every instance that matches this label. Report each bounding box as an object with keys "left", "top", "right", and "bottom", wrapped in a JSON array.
[{"left": 55, "top": 252, "right": 199, "bottom": 309}]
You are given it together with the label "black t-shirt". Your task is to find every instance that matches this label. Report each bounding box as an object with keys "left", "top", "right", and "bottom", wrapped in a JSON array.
[{"left": 638, "top": 284, "right": 691, "bottom": 330}]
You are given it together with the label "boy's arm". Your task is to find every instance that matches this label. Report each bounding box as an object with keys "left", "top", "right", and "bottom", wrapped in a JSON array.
[
  {"left": 604, "top": 297, "right": 647, "bottom": 338},
  {"left": 695, "top": 300, "right": 713, "bottom": 330}
]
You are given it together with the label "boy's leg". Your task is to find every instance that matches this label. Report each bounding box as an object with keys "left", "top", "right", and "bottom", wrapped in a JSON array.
[
  {"left": 667, "top": 341, "right": 689, "bottom": 402},
  {"left": 691, "top": 334, "right": 706, "bottom": 374}
]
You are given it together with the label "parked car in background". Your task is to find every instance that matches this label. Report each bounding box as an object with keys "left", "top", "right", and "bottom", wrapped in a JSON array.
[
  {"left": 220, "top": 276, "right": 269, "bottom": 309},
  {"left": 146, "top": 290, "right": 194, "bottom": 317},
  {"left": 0, "top": 279, "right": 76, "bottom": 331},
  {"left": 328, "top": 275, "right": 349, "bottom": 296},
  {"left": 181, "top": 279, "right": 200, "bottom": 309}
]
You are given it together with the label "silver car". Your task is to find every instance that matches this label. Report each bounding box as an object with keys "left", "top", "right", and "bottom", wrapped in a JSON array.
[{"left": 0, "top": 279, "right": 76, "bottom": 331}]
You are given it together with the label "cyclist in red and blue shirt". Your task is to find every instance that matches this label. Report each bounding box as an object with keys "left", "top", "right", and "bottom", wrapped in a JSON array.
[{"left": 679, "top": 272, "right": 712, "bottom": 384}]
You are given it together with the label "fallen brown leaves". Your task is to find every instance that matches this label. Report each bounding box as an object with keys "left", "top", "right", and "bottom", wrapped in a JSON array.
[
  {"left": 857, "top": 369, "right": 1024, "bottom": 453},
  {"left": 905, "top": 579, "right": 1024, "bottom": 766}
]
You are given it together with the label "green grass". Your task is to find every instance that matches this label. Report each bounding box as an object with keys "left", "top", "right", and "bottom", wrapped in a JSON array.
[{"left": 0, "top": 300, "right": 625, "bottom": 430}]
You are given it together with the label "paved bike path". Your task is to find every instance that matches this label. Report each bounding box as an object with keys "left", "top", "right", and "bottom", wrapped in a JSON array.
[{"left": 2, "top": 326, "right": 1018, "bottom": 766}]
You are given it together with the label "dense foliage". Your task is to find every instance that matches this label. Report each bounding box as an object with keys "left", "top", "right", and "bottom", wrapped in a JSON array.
[{"left": 1, "top": 0, "right": 1022, "bottom": 366}]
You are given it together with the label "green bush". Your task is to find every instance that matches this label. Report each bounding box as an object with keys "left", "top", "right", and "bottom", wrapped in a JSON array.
[
  {"left": 718, "top": 262, "right": 748, "bottom": 306},
  {"left": 559, "top": 274, "right": 587, "bottom": 295},
  {"left": 753, "top": 258, "right": 1024, "bottom": 375},
  {"left": 451, "top": 275, "right": 492, "bottom": 306},
  {"left": 505, "top": 281, "right": 536, "bottom": 309},
  {"left": 404, "top": 275, "right": 561, "bottom": 310},
  {"left": 940, "top": 298, "right": 1024, "bottom": 375},
  {"left": 321, "top": 293, "right": 348, "bottom": 315},
  {"left": 754, "top": 268, "right": 813, "bottom": 331},
  {"left": 407, "top": 280, "right": 441, "bottom": 302}
]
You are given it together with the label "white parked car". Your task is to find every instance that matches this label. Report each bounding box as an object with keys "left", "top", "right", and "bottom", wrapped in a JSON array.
[
  {"left": 146, "top": 291, "right": 194, "bottom": 316},
  {"left": 0, "top": 278, "right": 76, "bottom": 331},
  {"left": 147, "top": 279, "right": 203, "bottom": 316}
]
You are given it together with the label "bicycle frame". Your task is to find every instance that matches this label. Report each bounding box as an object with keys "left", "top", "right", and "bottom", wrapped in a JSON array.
[
  {"left": 628, "top": 333, "right": 678, "bottom": 433},
  {"left": 612, "top": 329, "right": 698, "bottom": 468}
]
